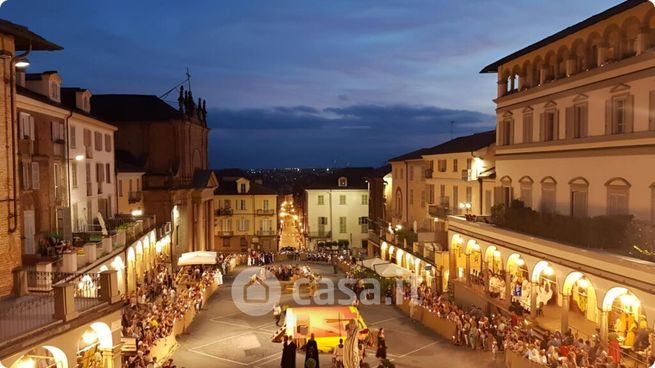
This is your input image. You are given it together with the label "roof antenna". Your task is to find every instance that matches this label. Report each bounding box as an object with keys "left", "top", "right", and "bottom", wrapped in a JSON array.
[
  {"left": 186, "top": 67, "right": 192, "bottom": 92},
  {"left": 159, "top": 69, "right": 192, "bottom": 99}
]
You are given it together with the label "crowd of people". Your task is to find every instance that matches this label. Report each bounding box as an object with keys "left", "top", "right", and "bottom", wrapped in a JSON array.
[
  {"left": 397, "top": 282, "right": 655, "bottom": 368},
  {"left": 121, "top": 257, "right": 222, "bottom": 368}
]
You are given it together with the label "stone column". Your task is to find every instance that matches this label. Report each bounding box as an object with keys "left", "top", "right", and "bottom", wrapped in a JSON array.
[
  {"left": 561, "top": 293, "right": 570, "bottom": 333},
  {"left": 99, "top": 270, "right": 121, "bottom": 304},
  {"left": 497, "top": 80, "right": 507, "bottom": 98},
  {"left": 539, "top": 67, "right": 548, "bottom": 85},
  {"left": 598, "top": 44, "right": 608, "bottom": 66},
  {"left": 505, "top": 271, "right": 512, "bottom": 301},
  {"left": 53, "top": 283, "right": 79, "bottom": 321},
  {"left": 101, "top": 348, "right": 114, "bottom": 368},
  {"left": 530, "top": 282, "right": 538, "bottom": 318},
  {"left": 600, "top": 310, "right": 609, "bottom": 348},
  {"left": 566, "top": 58, "right": 576, "bottom": 77},
  {"left": 636, "top": 27, "right": 648, "bottom": 55},
  {"left": 465, "top": 253, "right": 471, "bottom": 286}
]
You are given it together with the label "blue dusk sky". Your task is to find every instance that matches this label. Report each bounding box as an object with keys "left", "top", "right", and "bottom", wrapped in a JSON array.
[{"left": 1, "top": 0, "right": 618, "bottom": 168}]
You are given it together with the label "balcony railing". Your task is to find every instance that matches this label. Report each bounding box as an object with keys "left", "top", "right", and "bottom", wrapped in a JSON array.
[
  {"left": 428, "top": 205, "right": 451, "bottom": 218},
  {"left": 308, "top": 231, "right": 331, "bottom": 239},
  {"left": 256, "top": 229, "right": 276, "bottom": 236},
  {"left": 255, "top": 209, "right": 275, "bottom": 216},
  {"left": 128, "top": 191, "right": 142, "bottom": 204},
  {"left": 216, "top": 208, "right": 233, "bottom": 216}
]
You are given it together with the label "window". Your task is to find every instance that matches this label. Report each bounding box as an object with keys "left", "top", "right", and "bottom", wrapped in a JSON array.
[
  {"left": 94, "top": 131, "right": 103, "bottom": 151},
  {"left": 96, "top": 163, "right": 104, "bottom": 183},
  {"left": 519, "top": 178, "right": 533, "bottom": 208},
  {"left": 570, "top": 178, "right": 589, "bottom": 218},
  {"left": 606, "top": 95, "right": 634, "bottom": 135},
  {"left": 338, "top": 177, "right": 348, "bottom": 187},
  {"left": 541, "top": 179, "right": 556, "bottom": 213},
  {"left": 71, "top": 162, "right": 78, "bottom": 189},
  {"left": 339, "top": 217, "right": 347, "bottom": 233},
  {"left": 361, "top": 194, "right": 368, "bottom": 205},
  {"left": 572, "top": 104, "right": 587, "bottom": 138},
  {"left": 263, "top": 199, "right": 270, "bottom": 210},
  {"left": 19, "top": 113, "right": 35, "bottom": 140},
  {"left": 118, "top": 179, "right": 122, "bottom": 197},
  {"left": 523, "top": 114, "right": 533, "bottom": 143},
  {"left": 466, "top": 158, "right": 472, "bottom": 170},
  {"left": 409, "top": 167, "right": 414, "bottom": 181},
  {"left": 466, "top": 186, "right": 472, "bottom": 203},
  {"left": 136, "top": 178, "right": 140, "bottom": 191},
  {"left": 70, "top": 125, "right": 77, "bottom": 148},
  {"left": 606, "top": 178, "right": 630, "bottom": 215},
  {"left": 452, "top": 186, "right": 458, "bottom": 214},
  {"left": 51, "top": 121, "right": 64, "bottom": 142},
  {"left": 240, "top": 183, "right": 246, "bottom": 193},
  {"left": 409, "top": 189, "right": 414, "bottom": 205},
  {"left": 238, "top": 200, "right": 246, "bottom": 210},
  {"left": 437, "top": 160, "right": 447, "bottom": 172},
  {"left": 318, "top": 216, "right": 328, "bottom": 225},
  {"left": 238, "top": 218, "right": 250, "bottom": 232},
  {"left": 104, "top": 134, "right": 112, "bottom": 152},
  {"left": 500, "top": 118, "right": 513, "bottom": 145},
  {"left": 31, "top": 162, "right": 40, "bottom": 190},
  {"left": 339, "top": 195, "right": 346, "bottom": 205},
  {"left": 439, "top": 184, "right": 446, "bottom": 200},
  {"left": 543, "top": 111, "right": 557, "bottom": 141},
  {"left": 453, "top": 159, "right": 458, "bottom": 173},
  {"left": 105, "top": 163, "right": 111, "bottom": 183},
  {"left": 359, "top": 217, "right": 368, "bottom": 233},
  {"left": 223, "top": 199, "right": 231, "bottom": 209},
  {"left": 21, "top": 160, "right": 31, "bottom": 190},
  {"left": 318, "top": 195, "right": 325, "bottom": 205},
  {"left": 50, "top": 81, "right": 59, "bottom": 100},
  {"left": 83, "top": 129, "right": 92, "bottom": 147}
]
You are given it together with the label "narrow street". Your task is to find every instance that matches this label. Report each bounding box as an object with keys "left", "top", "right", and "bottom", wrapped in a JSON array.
[{"left": 278, "top": 200, "right": 303, "bottom": 250}]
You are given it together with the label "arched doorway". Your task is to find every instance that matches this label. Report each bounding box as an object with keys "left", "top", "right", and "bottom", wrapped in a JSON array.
[
  {"left": 465, "top": 240, "right": 482, "bottom": 286},
  {"left": 531, "top": 261, "right": 557, "bottom": 307},
  {"left": 506, "top": 253, "right": 530, "bottom": 310},
  {"left": 10, "top": 346, "right": 68, "bottom": 368},
  {"left": 563, "top": 272, "right": 598, "bottom": 324},
  {"left": 449, "top": 234, "right": 465, "bottom": 280},
  {"left": 111, "top": 256, "right": 126, "bottom": 296},
  {"left": 603, "top": 287, "right": 647, "bottom": 348},
  {"left": 485, "top": 246, "right": 504, "bottom": 299}
]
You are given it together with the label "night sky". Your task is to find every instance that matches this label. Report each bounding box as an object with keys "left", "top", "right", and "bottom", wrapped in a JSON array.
[{"left": 1, "top": 0, "right": 617, "bottom": 168}]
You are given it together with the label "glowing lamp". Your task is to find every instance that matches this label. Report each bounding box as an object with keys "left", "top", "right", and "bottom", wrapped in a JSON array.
[
  {"left": 17, "top": 358, "right": 35, "bottom": 368},
  {"left": 544, "top": 266, "right": 554, "bottom": 276},
  {"left": 577, "top": 278, "right": 589, "bottom": 289},
  {"left": 82, "top": 330, "right": 97, "bottom": 345},
  {"left": 131, "top": 209, "right": 143, "bottom": 217},
  {"left": 74, "top": 154, "right": 85, "bottom": 161},
  {"left": 14, "top": 57, "right": 30, "bottom": 69},
  {"left": 516, "top": 258, "right": 525, "bottom": 267},
  {"left": 493, "top": 250, "right": 501, "bottom": 258}
]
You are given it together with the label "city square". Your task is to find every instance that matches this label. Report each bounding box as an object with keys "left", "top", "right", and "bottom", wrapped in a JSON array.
[{"left": 0, "top": 1, "right": 655, "bottom": 368}]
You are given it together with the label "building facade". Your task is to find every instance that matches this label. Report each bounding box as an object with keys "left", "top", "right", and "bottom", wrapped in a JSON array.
[
  {"left": 92, "top": 90, "right": 216, "bottom": 264},
  {"left": 214, "top": 173, "right": 279, "bottom": 252},
  {"left": 116, "top": 170, "right": 145, "bottom": 216},
  {"left": 446, "top": 0, "right": 655, "bottom": 349},
  {"left": 304, "top": 168, "right": 372, "bottom": 252}
]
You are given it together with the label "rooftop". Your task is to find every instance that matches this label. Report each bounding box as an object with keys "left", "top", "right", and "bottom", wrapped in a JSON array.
[
  {"left": 0, "top": 19, "right": 62, "bottom": 51},
  {"left": 421, "top": 130, "right": 496, "bottom": 156},
  {"left": 215, "top": 177, "right": 278, "bottom": 195},
  {"left": 305, "top": 167, "right": 376, "bottom": 190},
  {"left": 91, "top": 94, "right": 182, "bottom": 123},
  {"left": 480, "top": 0, "right": 647, "bottom": 73}
]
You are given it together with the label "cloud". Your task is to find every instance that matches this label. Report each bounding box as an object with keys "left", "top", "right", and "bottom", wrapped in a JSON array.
[{"left": 207, "top": 104, "right": 494, "bottom": 168}]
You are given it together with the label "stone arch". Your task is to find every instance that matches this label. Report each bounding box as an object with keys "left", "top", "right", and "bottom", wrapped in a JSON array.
[
  {"left": 544, "top": 50, "right": 557, "bottom": 82},
  {"left": 500, "top": 176, "right": 512, "bottom": 186},
  {"left": 521, "top": 59, "right": 532, "bottom": 89},
  {"left": 586, "top": 31, "right": 603, "bottom": 68},
  {"left": 484, "top": 245, "right": 503, "bottom": 273},
  {"left": 540, "top": 176, "right": 557, "bottom": 184},
  {"left": 532, "top": 55, "right": 544, "bottom": 85},
  {"left": 605, "top": 177, "right": 631, "bottom": 187},
  {"left": 518, "top": 176, "right": 533, "bottom": 184},
  {"left": 10, "top": 346, "right": 69, "bottom": 368},
  {"left": 394, "top": 187, "right": 403, "bottom": 217},
  {"left": 603, "top": 23, "right": 623, "bottom": 61},
  {"left": 568, "top": 176, "right": 589, "bottom": 186},
  {"left": 506, "top": 253, "right": 528, "bottom": 275},
  {"left": 571, "top": 38, "right": 587, "bottom": 72},
  {"left": 89, "top": 322, "right": 113, "bottom": 349},
  {"left": 621, "top": 16, "right": 641, "bottom": 57},
  {"left": 562, "top": 271, "right": 599, "bottom": 322},
  {"left": 555, "top": 45, "right": 570, "bottom": 78}
]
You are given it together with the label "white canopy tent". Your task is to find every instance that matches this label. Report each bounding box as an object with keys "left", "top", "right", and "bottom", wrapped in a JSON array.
[
  {"left": 373, "top": 262, "right": 412, "bottom": 278},
  {"left": 177, "top": 251, "right": 217, "bottom": 266},
  {"left": 359, "top": 257, "right": 389, "bottom": 269}
]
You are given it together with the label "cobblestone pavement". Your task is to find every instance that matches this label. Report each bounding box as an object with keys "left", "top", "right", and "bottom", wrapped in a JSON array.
[{"left": 172, "top": 263, "right": 505, "bottom": 368}]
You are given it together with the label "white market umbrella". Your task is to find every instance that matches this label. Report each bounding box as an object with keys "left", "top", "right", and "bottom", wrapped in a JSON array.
[
  {"left": 177, "top": 251, "right": 217, "bottom": 266},
  {"left": 373, "top": 262, "right": 412, "bottom": 278},
  {"left": 359, "top": 257, "right": 389, "bottom": 270}
]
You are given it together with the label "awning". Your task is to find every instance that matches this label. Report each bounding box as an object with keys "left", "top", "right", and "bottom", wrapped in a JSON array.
[
  {"left": 177, "top": 251, "right": 217, "bottom": 266},
  {"left": 359, "top": 257, "right": 389, "bottom": 269},
  {"left": 373, "top": 262, "right": 412, "bottom": 278}
]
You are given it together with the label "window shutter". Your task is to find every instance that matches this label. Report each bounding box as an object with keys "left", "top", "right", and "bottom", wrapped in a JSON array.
[
  {"left": 539, "top": 112, "right": 545, "bottom": 141},
  {"left": 553, "top": 109, "right": 560, "bottom": 140},
  {"left": 581, "top": 104, "right": 588, "bottom": 137},
  {"left": 31, "top": 162, "right": 40, "bottom": 190},
  {"left": 565, "top": 107, "right": 573, "bottom": 139},
  {"left": 497, "top": 120, "right": 503, "bottom": 145},
  {"left": 18, "top": 113, "right": 26, "bottom": 138},
  {"left": 509, "top": 119, "right": 515, "bottom": 144},
  {"left": 605, "top": 99, "right": 612, "bottom": 135},
  {"left": 70, "top": 126, "right": 76, "bottom": 148},
  {"left": 28, "top": 116, "right": 35, "bottom": 140},
  {"left": 625, "top": 95, "right": 634, "bottom": 133},
  {"left": 649, "top": 91, "right": 655, "bottom": 131}
]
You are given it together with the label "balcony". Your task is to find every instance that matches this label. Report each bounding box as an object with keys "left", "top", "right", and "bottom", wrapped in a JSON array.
[
  {"left": 218, "top": 230, "right": 234, "bottom": 237},
  {"left": 255, "top": 209, "right": 275, "bottom": 216},
  {"left": 216, "top": 208, "right": 233, "bottom": 216},
  {"left": 256, "top": 229, "right": 276, "bottom": 236},
  {"left": 424, "top": 169, "right": 433, "bottom": 179},
  {"left": 308, "top": 230, "right": 331, "bottom": 239},
  {"left": 128, "top": 191, "right": 142, "bottom": 204},
  {"left": 428, "top": 204, "right": 451, "bottom": 218}
]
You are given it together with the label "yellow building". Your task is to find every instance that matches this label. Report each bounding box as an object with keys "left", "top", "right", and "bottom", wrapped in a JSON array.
[{"left": 214, "top": 172, "right": 279, "bottom": 252}]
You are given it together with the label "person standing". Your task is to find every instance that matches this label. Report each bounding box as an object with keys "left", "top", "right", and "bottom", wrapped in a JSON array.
[
  {"left": 375, "top": 328, "right": 387, "bottom": 360},
  {"left": 282, "top": 335, "right": 297, "bottom": 368},
  {"left": 305, "top": 333, "right": 320, "bottom": 368},
  {"left": 282, "top": 335, "right": 291, "bottom": 368},
  {"left": 333, "top": 338, "right": 344, "bottom": 368}
]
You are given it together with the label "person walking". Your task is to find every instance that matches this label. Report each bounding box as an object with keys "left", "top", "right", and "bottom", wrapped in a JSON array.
[
  {"left": 274, "top": 303, "right": 283, "bottom": 326},
  {"left": 305, "top": 333, "right": 320, "bottom": 368},
  {"left": 375, "top": 328, "right": 387, "bottom": 360}
]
